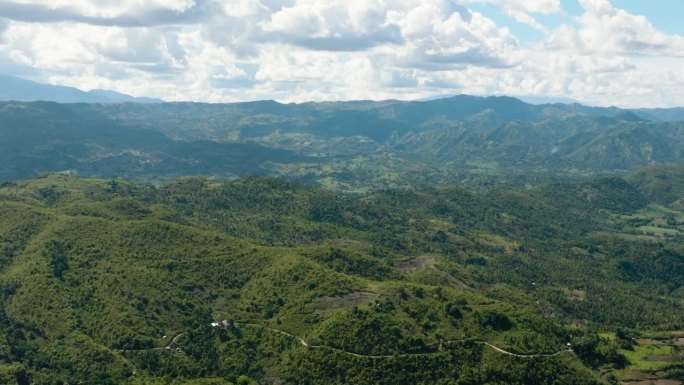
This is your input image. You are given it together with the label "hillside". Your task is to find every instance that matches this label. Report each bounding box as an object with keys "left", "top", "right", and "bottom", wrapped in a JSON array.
[
  {"left": 0, "top": 102, "right": 308, "bottom": 182},
  {"left": 2, "top": 98, "right": 684, "bottom": 190},
  {"left": 0, "top": 169, "right": 682, "bottom": 384}
]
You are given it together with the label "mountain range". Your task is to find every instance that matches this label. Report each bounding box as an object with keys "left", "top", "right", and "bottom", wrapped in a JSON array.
[
  {"left": 0, "top": 75, "right": 162, "bottom": 104},
  {"left": 1, "top": 95, "right": 684, "bottom": 190}
]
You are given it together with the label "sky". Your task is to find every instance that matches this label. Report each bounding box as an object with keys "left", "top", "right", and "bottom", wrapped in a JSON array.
[{"left": 0, "top": 0, "right": 683, "bottom": 107}]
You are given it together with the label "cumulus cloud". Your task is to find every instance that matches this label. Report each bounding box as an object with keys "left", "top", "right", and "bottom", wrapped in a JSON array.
[
  {"left": 487, "top": 0, "right": 562, "bottom": 14},
  {"left": 389, "top": 2, "right": 518, "bottom": 69},
  {"left": 0, "top": 0, "right": 683, "bottom": 107},
  {"left": 6, "top": 0, "right": 197, "bottom": 16},
  {"left": 0, "top": 0, "right": 218, "bottom": 27},
  {"left": 463, "top": 0, "right": 561, "bottom": 31},
  {"left": 95, "top": 29, "right": 176, "bottom": 63},
  {"left": 547, "top": 0, "right": 684, "bottom": 56},
  {"left": 260, "top": 0, "right": 404, "bottom": 51},
  {"left": 463, "top": 0, "right": 561, "bottom": 14}
]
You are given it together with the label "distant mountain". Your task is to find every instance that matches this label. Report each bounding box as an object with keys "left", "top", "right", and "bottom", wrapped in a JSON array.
[
  {"left": 515, "top": 95, "right": 580, "bottom": 105},
  {"left": 0, "top": 75, "right": 162, "bottom": 103},
  {"left": 1, "top": 96, "right": 684, "bottom": 188},
  {"left": 0, "top": 101, "right": 306, "bottom": 181},
  {"left": 632, "top": 107, "right": 684, "bottom": 122},
  {"left": 84, "top": 88, "right": 161, "bottom": 104},
  {"left": 421, "top": 94, "right": 580, "bottom": 105}
]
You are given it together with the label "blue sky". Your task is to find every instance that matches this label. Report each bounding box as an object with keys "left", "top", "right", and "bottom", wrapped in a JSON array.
[
  {"left": 0, "top": 0, "right": 683, "bottom": 107},
  {"left": 611, "top": 0, "right": 683, "bottom": 34},
  {"left": 468, "top": 1, "right": 683, "bottom": 46}
]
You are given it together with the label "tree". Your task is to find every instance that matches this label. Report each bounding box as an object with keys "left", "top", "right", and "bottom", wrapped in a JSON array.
[{"left": 44, "top": 240, "right": 69, "bottom": 279}]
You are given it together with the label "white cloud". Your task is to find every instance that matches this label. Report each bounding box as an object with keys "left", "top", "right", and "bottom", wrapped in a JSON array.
[
  {"left": 260, "top": 0, "right": 403, "bottom": 51},
  {"left": 0, "top": 0, "right": 217, "bottom": 26},
  {"left": 504, "top": 9, "right": 545, "bottom": 32},
  {"left": 463, "top": 0, "right": 561, "bottom": 14},
  {"left": 547, "top": 0, "right": 684, "bottom": 56},
  {"left": 388, "top": 2, "right": 518, "bottom": 69},
  {"left": 578, "top": 0, "right": 612, "bottom": 14},
  {"left": 4, "top": 23, "right": 99, "bottom": 71},
  {"left": 0, "top": 0, "right": 683, "bottom": 107},
  {"left": 462, "top": 0, "right": 561, "bottom": 31},
  {"left": 9, "top": 0, "right": 196, "bottom": 17}
]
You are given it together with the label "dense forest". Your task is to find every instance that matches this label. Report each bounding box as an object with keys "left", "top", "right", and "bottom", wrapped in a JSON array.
[{"left": 0, "top": 166, "right": 682, "bottom": 384}]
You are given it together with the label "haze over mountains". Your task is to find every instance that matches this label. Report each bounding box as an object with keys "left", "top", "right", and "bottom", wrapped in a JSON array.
[
  {"left": 0, "top": 75, "right": 162, "bottom": 104},
  {"left": 1, "top": 91, "right": 684, "bottom": 190}
]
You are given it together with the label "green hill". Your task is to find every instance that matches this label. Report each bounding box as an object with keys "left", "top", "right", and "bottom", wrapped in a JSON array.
[{"left": 0, "top": 169, "right": 682, "bottom": 384}]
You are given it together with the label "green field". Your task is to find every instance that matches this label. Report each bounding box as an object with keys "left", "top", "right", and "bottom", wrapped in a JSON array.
[{"left": 621, "top": 344, "right": 676, "bottom": 371}]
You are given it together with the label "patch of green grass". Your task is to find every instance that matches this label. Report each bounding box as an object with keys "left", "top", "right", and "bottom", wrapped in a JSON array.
[
  {"left": 610, "top": 203, "right": 683, "bottom": 240},
  {"left": 637, "top": 225, "right": 679, "bottom": 236},
  {"left": 639, "top": 330, "right": 683, "bottom": 339},
  {"left": 620, "top": 344, "right": 676, "bottom": 371},
  {"left": 598, "top": 332, "right": 616, "bottom": 341}
]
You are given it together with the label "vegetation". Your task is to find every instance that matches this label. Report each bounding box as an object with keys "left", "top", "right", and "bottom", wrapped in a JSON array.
[
  {"left": 0, "top": 166, "right": 681, "bottom": 383},
  {"left": 2, "top": 98, "right": 684, "bottom": 190}
]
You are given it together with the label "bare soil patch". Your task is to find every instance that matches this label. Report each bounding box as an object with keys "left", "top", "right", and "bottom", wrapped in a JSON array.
[
  {"left": 562, "top": 288, "right": 586, "bottom": 301},
  {"left": 393, "top": 255, "right": 473, "bottom": 290},
  {"left": 393, "top": 255, "right": 436, "bottom": 273}
]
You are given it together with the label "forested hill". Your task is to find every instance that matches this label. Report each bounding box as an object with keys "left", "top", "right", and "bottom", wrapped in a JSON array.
[
  {"left": 0, "top": 168, "right": 682, "bottom": 384},
  {"left": 2, "top": 98, "right": 684, "bottom": 189}
]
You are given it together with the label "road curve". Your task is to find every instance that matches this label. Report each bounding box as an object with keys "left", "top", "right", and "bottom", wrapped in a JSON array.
[
  {"left": 242, "top": 323, "right": 574, "bottom": 359},
  {"left": 119, "top": 323, "right": 573, "bottom": 360}
]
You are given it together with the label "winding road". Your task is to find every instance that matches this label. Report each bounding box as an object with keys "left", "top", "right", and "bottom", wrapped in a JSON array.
[
  {"left": 478, "top": 341, "right": 573, "bottom": 358},
  {"left": 121, "top": 323, "right": 573, "bottom": 360},
  {"left": 240, "top": 323, "right": 574, "bottom": 359},
  {"left": 117, "top": 331, "right": 188, "bottom": 353}
]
